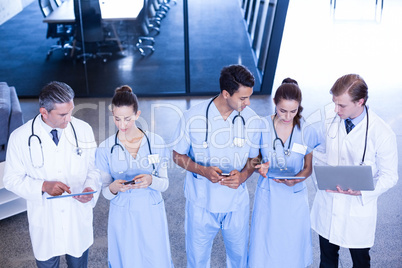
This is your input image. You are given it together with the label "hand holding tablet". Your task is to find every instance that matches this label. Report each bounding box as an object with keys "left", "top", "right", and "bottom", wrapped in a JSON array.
[
  {"left": 47, "top": 191, "right": 97, "bottom": 199},
  {"left": 272, "top": 176, "right": 306, "bottom": 180}
]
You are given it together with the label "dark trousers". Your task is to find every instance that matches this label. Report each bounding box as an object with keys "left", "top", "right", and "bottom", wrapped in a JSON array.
[
  {"left": 36, "top": 248, "right": 89, "bottom": 268},
  {"left": 319, "top": 236, "right": 371, "bottom": 268}
]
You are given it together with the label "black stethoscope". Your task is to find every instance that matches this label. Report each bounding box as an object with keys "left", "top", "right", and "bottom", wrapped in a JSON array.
[
  {"left": 357, "top": 105, "right": 369, "bottom": 165},
  {"left": 28, "top": 114, "right": 82, "bottom": 168},
  {"left": 271, "top": 114, "right": 295, "bottom": 170},
  {"left": 272, "top": 114, "right": 295, "bottom": 156},
  {"left": 328, "top": 105, "right": 369, "bottom": 165},
  {"left": 110, "top": 128, "right": 158, "bottom": 175},
  {"left": 202, "top": 95, "right": 246, "bottom": 148}
]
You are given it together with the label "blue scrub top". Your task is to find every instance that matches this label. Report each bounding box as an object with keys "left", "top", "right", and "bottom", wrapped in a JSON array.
[
  {"left": 260, "top": 116, "right": 320, "bottom": 191},
  {"left": 172, "top": 98, "right": 262, "bottom": 213},
  {"left": 96, "top": 131, "right": 169, "bottom": 194}
]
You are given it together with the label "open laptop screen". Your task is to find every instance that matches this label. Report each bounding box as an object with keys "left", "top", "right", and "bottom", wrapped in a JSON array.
[{"left": 314, "top": 165, "right": 374, "bottom": 191}]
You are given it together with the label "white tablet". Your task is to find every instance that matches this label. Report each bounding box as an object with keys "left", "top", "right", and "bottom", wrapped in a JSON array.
[
  {"left": 47, "top": 191, "right": 97, "bottom": 199},
  {"left": 268, "top": 169, "right": 301, "bottom": 180},
  {"left": 314, "top": 165, "right": 374, "bottom": 191},
  {"left": 271, "top": 176, "right": 305, "bottom": 180}
]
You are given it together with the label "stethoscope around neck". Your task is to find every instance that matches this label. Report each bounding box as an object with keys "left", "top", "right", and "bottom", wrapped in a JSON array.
[
  {"left": 328, "top": 105, "right": 369, "bottom": 165},
  {"left": 28, "top": 114, "right": 82, "bottom": 168},
  {"left": 271, "top": 114, "right": 295, "bottom": 170},
  {"left": 202, "top": 95, "right": 246, "bottom": 149},
  {"left": 110, "top": 127, "right": 158, "bottom": 176},
  {"left": 272, "top": 114, "right": 295, "bottom": 156}
]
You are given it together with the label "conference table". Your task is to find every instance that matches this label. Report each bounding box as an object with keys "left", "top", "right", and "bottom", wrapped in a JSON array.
[
  {"left": 43, "top": 0, "right": 143, "bottom": 23},
  {"left": 43, "top": 0, "right": 144, "bottom": 52}
]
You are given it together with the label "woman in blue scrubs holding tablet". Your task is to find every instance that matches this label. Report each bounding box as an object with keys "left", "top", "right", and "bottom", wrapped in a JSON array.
[
  {"left": 95, "top": 86, "right": 173, "bottom": 268},
  {"left": 248, "top": 78, "right": 320, "bottom": 267}
]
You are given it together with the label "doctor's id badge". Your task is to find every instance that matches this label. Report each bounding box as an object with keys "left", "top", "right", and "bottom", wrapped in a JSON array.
[
  {"left": 291, "top": 143, "right": 307, "bottom": 155},
  {"left": 148, "top": 154, "right": 160, "bottom": 164}
]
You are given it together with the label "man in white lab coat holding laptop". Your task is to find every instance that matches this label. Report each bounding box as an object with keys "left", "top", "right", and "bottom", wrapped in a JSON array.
[{"left": 310, "top": 74, "right": 398, "bottom": 267}]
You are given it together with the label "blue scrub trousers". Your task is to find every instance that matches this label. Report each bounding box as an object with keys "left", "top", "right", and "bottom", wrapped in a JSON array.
[
  {"left": 36, "top": 248, "right": 89, "bottom": 268},
  {"left": 185, "top": 201, "right": 249, "bottom": 268}
]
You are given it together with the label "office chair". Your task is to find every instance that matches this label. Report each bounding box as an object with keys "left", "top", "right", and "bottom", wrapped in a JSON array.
[
  {"left": 117, "top": 0, "right": 156, "bottom": 56},
  {"left": 154, "top": 0, "right": 170, "bottom": 15},
  {"left": 54, "top": 0, "right": 64, "bottom": 7},
  {"left": 133, "top": 0, "right": 158, "bottom": 56},
  {"left": 163, "top": 0, "right": 177, "bottom": 6},
  {"left": 148, "top": 0, "right": 167, "bottom": 21},
  {"left": 39, "top": 0, "right": 74, "bottom": 58},
  {"left": 72, "top": 0, "right": 112, "bottom": 63},
  {"left": 147, "top": 0, "right": 176, "bottom": 28},
  {"left": 39, "top": 0, "right": 53, "bottom": 17},
  {"left": 134, "top": 0, "right": 177, "bottom": 55},
  {"left": 143, "top": 0, "right": 160, "bottom": 36}
]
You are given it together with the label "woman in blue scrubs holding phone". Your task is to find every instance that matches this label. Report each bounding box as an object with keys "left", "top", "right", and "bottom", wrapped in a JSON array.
[
  {"left": 95, "top": 86, "right": 173, "bottom": 268},
  {"left": 248, "top": 78, "right": 320, "bottom": 267}
]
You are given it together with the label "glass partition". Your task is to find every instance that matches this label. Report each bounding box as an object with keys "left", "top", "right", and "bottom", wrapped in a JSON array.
[
  {"left": 0, "top": 0, "right": 289, "bottom": 97},
  {"left": 187, "top": 0, "right": 261, "bottom": 94},
  {"left": 70, "top": 0, "right": 186, "bottom": 97}
]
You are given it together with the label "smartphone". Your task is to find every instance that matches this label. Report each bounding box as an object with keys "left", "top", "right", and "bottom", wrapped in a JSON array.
[
  {"left": 123, "top": 180, "right": 135, "bottom": 185},
  {"left": 220, "top": 172, "right": 231, "bottom": 176}
]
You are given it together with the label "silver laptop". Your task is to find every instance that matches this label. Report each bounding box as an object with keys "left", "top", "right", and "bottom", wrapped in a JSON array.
[{"left": 314, "top": 165, "right": 374, "bottom": 191}]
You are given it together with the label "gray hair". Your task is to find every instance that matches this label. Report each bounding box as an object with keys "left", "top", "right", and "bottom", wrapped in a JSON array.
[{"left": 39, "top": 81, "right": 75, "bottom": 111}]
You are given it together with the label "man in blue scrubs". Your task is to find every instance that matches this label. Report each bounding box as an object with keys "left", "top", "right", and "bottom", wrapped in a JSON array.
[{"left": 172, "top": 65, "right": 261, "bottom": 267}]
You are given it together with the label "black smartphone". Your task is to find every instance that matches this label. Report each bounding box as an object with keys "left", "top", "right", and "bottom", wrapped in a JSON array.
[{"left": 123, "top": 180, "right": 135, "bottom": 185}]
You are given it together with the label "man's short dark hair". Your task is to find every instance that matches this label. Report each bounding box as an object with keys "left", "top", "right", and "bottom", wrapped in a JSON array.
[
  {"left": 39, "top": 81, "right": 75, "bottom": 112},
  {"left": 219, "top": 65, "right": 255, "bottom": 95}
]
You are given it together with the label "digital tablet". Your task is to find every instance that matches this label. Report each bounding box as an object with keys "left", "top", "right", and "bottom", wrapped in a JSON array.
[
  {"left": 47, "top": 191, "right": 97, "bottom": 199},
  {"left": 271, "top": 176, "right": 305, "bottom": 180},
  {"left": 314, "top": 165, "right": 374, "bottom": 191}
]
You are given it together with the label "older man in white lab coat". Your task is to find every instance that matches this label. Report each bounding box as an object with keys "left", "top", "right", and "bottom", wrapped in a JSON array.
[
  {"left": 311, "top": 74, "right": 398, "bottom": 267},
  {"left": 4, "top": 81, "right": 100, "bottom": 268}
]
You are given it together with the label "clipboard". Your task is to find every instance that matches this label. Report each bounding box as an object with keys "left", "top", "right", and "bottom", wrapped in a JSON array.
[
  {"left": 47, "top": 191, "right": 97, "bottom": 199},
  {"left": 314, "top": 165, "right": 374, "bottom": 191}
]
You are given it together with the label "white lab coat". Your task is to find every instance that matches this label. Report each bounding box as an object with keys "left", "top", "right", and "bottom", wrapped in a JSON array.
[
  {"left": 310, "top": 109, "right": 398, "bottom": 248},
  {"left": 4, "top": 116, "right": 100, "bottom": 261}
]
